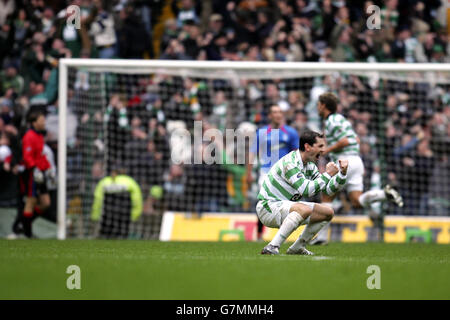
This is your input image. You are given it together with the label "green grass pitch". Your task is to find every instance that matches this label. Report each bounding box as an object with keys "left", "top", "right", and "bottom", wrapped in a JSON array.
[{"left": 0, "top": 240, "right": 449, "bottom": 300}]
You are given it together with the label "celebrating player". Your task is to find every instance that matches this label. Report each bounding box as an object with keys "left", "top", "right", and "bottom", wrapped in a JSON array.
[
  {"left": 257, "top": 130, "right": 348, "bottom": 255},
  {"left": 247, "top": 105, "right": 299, "bottom": 240},
  {"left": 312, "top": 92, "right": 403, "bottom": 245}
]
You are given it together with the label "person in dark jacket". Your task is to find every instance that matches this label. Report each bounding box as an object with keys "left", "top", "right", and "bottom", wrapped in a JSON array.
[{"left": 116, "top": 7, "right": 152, "bottom": 59}]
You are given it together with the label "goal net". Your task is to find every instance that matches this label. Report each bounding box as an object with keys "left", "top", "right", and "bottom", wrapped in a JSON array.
[{"left": 58, "top": 60, "right": 450, "bottom": 239}]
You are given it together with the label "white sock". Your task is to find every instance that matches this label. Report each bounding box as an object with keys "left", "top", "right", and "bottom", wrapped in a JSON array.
[
  {"left": 314, "top": 221, "right": 330, "bottom": 242},
  {"left": 289, "top": 220, "right": 329, "bottom": 250},
  {"left": 269, "top": 211, "right": 305, "bottom": 247},
  {"left": 358, "top": 189, "right": 386, "bottom": 207},
  {"left": 301, "top": 216, "right": 311, "bottom": 226},
  {"left": 312, "top": 202, "right": 333, "bottom": 242}
]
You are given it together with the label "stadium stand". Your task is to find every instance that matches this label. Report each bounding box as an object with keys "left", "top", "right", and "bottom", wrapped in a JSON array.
[{"left": 0, "top": 0, "right": 449, "bottom": 239}]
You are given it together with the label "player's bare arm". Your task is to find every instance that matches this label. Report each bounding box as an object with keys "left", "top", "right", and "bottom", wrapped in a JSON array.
[
  {"left": 338, "top": 159, "right": 349, "bottom": 175},
  {"left": 324, "top": 137, "right": 350, "bottom": 155}
]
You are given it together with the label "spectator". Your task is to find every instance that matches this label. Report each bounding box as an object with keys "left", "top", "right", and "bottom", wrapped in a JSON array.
[
  {"left": 0, "top": 64, "right": 24, "bottom": 97},
  {"left": 54, "top": 1, "right": 83, "bottom": 58},
  {"left": 380, "top": 0, "right": 399, "bottom": 31},
  {"left": 116, "top": 6, "right": 152, "bottom": 59},
  {"left": 0, "top": 0, "right": 15, "bottom": 26},
  {"left": 375, "top": 41, "right": 396, "bottom": 62},
  {"left": 184, "top": 142, "right": 227, "bottom": 213},
  {"left": 220, "top": 138, "right": 250, "bottom": 212},
  {"left": 180, "top": 77, "right": 205, "bottom": 123},
  {"left": 21, "top": 40, "right": 47, "bottom": 88},
  {"left": 173, "top": 0, "right": 201, "bottom": 28},
  {"left": 0, "top": 131, "right": 18, "bottom": 207},
  {"left": 40, "top": 7, "right": 54, "bottom": 36},
  {"left": 141, "top": 139, "right": 165, "bottom": 188},
  {"left": 178, "top": 20, "right": 202, "bottom": 60},
  {"left": 104, "top": 94, "right": 130, "bottom": 174},
  {"left": 292, "top": 109, "right": 309, "bottom": 133},
  {"left": 331, "top": 26, "right": 356, "bottom": 62},
  {"left": 264, "top": 82, "right": 289, "bottom": 112},
  {"left": 163, "top": 164, "right": 187, "bottom": 211},
  {"left": 123, "top": 119, "right": 148, "bottom": 180},
  {"left": 395, "top": 136, "right": 436, "bottom": 215},
  {"left": 160, "top": 38, "right": 191, "bottom": 60},
  {"left": 89, "top": 1, "right": 117, "bottom": 59},
  {"left": 11, "top": 9, "right": 32, "bottom": 60},
  {"left": 0, "top": 97, "right": 14, "bottom": 125},
  {"left": 204, "top": 31, "right": 230, "bottom": 61},
  {"left": 206, "top": 14, "right": 224, "bottom": 38},
  {"left": 391, "top": 26, "right": 421, "bottom": 63},
  {"left": 255, "top": 9, "right": 273, "bottom": 41},
  {"left": 312, "top": 0, "right": 335, "bottom": 44},
  {"left": 355, "top": 29, "right": 376, "bottom": 61},
  {"left": 160, "top": 19, "right": 179, "bottom": 54},
  {"left": 208, "top": 90, "right": 229, "bottom": 132},
  {"left": 249, "top": 98, "right": 268, "bottom": 126}
]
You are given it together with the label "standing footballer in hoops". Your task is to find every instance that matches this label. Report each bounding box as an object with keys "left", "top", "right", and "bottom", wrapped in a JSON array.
[
  {"left": 312, "top": 92, "right": 404, "bottom": 245},
  {"left": 247, "top": 105, "right": 299, "bottom": 241},
  {"left": 15, "top": 111, "right": 52, "bottom": 238},
  {"left": 257, "top": 130, "right": 348, "bottom": 255}
]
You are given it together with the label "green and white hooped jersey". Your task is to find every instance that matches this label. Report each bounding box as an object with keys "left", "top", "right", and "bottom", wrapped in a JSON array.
[
  {"left": 325, "top": 113, "right": 360, "bottom": 161},
  {"left": 257, "top": 150, "right": 347, "bottom": 209}
]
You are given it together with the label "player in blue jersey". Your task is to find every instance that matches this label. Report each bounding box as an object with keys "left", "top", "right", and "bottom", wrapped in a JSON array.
[{"left": 247, "top": 105, "right": 299, "bottom": 240}]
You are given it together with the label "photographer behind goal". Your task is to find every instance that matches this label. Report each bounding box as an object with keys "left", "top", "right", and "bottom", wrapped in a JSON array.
[{"left": 91, "top": 162, "right": 142, "bottom": 239}]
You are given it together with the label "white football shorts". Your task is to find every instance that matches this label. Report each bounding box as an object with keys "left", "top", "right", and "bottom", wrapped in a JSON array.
[
  {"left": 256, "top": 200, "right": 315, "bottom": 228},
  {"left": 336, "top": 155, "right": 364, "bottom": 192}
]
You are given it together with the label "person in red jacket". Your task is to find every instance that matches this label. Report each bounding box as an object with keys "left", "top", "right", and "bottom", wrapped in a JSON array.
[{"left": 18, "top": 111, "right": 51, "bottom": 237}]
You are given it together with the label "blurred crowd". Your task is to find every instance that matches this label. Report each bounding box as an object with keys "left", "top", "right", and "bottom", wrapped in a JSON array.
[{"left": 0, "top": 0, "right": 449, "bottom": 221}]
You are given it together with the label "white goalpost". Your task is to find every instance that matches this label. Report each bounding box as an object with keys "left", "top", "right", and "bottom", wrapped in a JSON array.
[{"left": 58, "top": 59, "right": 450, "bottom": 240}]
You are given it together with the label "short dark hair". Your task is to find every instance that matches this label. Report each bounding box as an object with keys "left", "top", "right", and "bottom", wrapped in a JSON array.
[
  {"left": 269, "top": 105, "right": 281, "bottom": 114},
  {"left": 27, "top": 111, "right": 45, "bottom": 124},
  {"left": 319, "top": 92, "right": 338, "bottom": 113},
  {"left": 299, "top": 130, "right": 324, "bottom": 151},
  {"left": 110, "top": 161, "right": 126, "bottom": 175}
]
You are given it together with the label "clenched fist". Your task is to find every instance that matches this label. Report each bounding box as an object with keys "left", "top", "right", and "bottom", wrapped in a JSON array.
[
  {"left": 339, "top": 159, "right": 349, "bottom": 175},
  {"left": 326, "top": 162, "right": 339, "bottom": 176}
]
